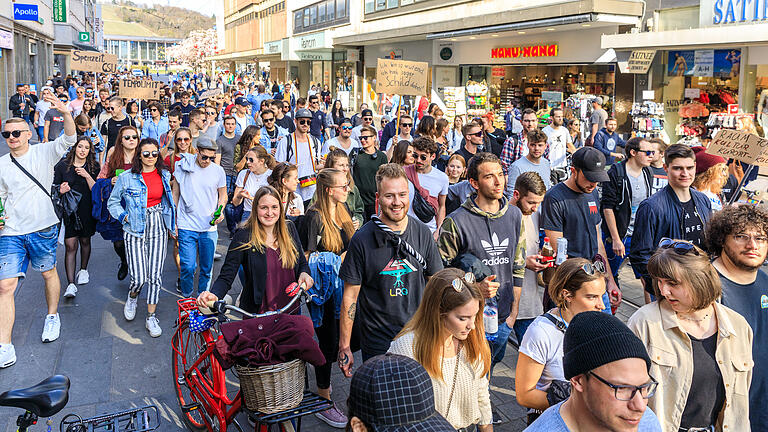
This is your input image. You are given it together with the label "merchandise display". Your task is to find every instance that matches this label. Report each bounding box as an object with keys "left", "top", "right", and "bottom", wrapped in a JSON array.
[
  {"left": 443, "top": 86, "right": 466, "bottom": 124},
  {"left": 631, "top": 101, "right": 667, "bottom": 140},
  {"left": 466, "top": 80, "right": 489, "bottom": 118}
]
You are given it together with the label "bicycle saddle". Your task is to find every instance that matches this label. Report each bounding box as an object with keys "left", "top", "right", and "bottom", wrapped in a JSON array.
[{"left": 0, "top": 375, "right": 70, "bottom": 417}]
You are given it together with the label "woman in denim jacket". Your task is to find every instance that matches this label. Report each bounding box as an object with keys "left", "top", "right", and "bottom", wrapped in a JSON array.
[{"left": 108, "top": 138, "right": 177, "bottom": 338}]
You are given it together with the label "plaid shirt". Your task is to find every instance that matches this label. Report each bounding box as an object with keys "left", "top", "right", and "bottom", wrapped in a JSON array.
[{"left": 500, "top": 133, "right": 526, "bottom": 176}]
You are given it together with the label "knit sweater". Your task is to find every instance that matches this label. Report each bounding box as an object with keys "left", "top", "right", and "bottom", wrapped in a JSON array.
[{"left": 388, "top": 331, "right": 492, "bottom": 428}]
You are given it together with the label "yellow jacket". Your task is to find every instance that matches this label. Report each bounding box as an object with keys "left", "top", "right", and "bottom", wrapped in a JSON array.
[{"left": 627, "top": 300, "right": 753, "bottom": 432}]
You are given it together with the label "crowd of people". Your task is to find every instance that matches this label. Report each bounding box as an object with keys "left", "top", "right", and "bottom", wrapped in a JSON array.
[{"left": 0, "top": 69, "right": 766, "bottom": 432}]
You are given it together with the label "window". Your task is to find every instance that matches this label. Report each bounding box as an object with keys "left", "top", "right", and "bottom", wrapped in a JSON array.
[
  {"left": 120, "top": 41, "right": 129, "bottom": 58},
  {"left": 303, "top": 8, "right": 310, "bottom": 27},
  {"left": 309, "top": 5, "right": 317, "bottom": 25},
  {"left": 318, "top": 2, "right": 326, "bottom": 22},
  {"left": 337, "top": 0, "right": 346, "bottom": 17},
  {"left": 326, "top": 0, "right": 335, "bottom": 20},
  {"left": 295, "top": 10, "right": 303, "bottom": 29},
  {"left": 375, "top": 0, "right": 386, "bottom": 11},
  {"left": 364, "top": 0, "right": 374, "bottom": 13},
  {"left": 295, "top": 0, "right": 349, "bottom": 32},
  {"left": 130, "top": 41, "right": 138, "bottom": 60},
  {"left": 387, "top": 0, "right": 397, "bottom": 7}
]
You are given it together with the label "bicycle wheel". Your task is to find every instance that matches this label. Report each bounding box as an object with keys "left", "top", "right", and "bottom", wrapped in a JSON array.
[{"left": 171, "top": 320, "right": 216, "bottom": 431}]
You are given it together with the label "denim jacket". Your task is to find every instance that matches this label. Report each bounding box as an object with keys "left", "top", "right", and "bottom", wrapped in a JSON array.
[
  {"left": 107, "top": 169, "right": 176, "bottom": 236},
  {"left": 307, "top": 252, "right": 343, "bottom": 327}
]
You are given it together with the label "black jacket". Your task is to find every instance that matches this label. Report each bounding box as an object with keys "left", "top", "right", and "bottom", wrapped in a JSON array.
[
  {"left": 9, "top": 94, "right": 33, "bottom": 117},
  {"left": 211, "top": 221, "right": 310, "bottom": 313},
  {"left": 600, "top": 161, "right": 653, "bottom": 241}
]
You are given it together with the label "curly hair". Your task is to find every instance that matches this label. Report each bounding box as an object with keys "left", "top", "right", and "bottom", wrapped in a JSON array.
[{"left": 704, "top": 204, "right": 768, "bottom": 256}]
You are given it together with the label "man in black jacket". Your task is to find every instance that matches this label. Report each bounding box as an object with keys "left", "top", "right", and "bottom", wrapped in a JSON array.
[
  {"left": 600, "top": 137, "right": 654, "bottom": 289},
  {"left": 9, "top": 84, "right": 33, "bottom": 121},
  {"left": 380, "top": 104, "right": 412, "bottom": 150}
]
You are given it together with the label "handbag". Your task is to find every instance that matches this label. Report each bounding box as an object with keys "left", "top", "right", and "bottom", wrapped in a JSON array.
[
  {"left": 10, "top": 155, "right": 70, "bottom": 220},
  {"left": 404, "top": 165, "right": 437, "bottom": 223}
]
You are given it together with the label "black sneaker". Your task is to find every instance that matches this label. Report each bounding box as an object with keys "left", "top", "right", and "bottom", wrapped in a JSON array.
[
  {"left": 176, "top": 278, "right": 182, "bottom": 294},
  {"left": 117, "top": 263, "right": 128, "bottom": 281}
]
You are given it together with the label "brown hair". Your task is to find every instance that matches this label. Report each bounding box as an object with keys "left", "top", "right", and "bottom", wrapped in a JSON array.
[
  {"left": 390, "top": 140, "right": 412, "bottom": 166},
  {"left": 246, "top": 145, "right": 276, "bottom": 170},
  {"left": 237, "top": 185, "right": 298, "bottom": 269},
  {"left": 548, "top": 258, "right": 606, "bottom": 310},
  {"left": 324, "top": 148, "right": 355, "bottom": 189},
  {"left": 411, "top": 136, "right": 438, "bottom": 155},
  {"left": 664, "top": 144, "right": 695, "bottom": 164},
  {"left": 268, "top": 163, "right": 299, "bottom": 207},
  {"left": 527, "top": 129, "right": 547, "bottom": 144},
  {"left": 514, "top": 171, "right": 547, "bottom": 197},
  {"left": 375, "top": 163, "right": 408, "bottom": 190},
  {"left": 309, "top": 168, "right": 356, "bottom": 254},
  {"left": 647, "top": 243, "right": 721, "bottom": 311},
  {"left": 397, "top": 267, "right": 491, "bottom": 379},
  {"left": 106, "top": 125, "right": 140, "bottom": 177},
  {"left": 705, "top": 204, "right": 768, "bottom": 256},
  {"left": 171, "top": 127, "right": 196, "bottom": 163},
  {"left": 130, "top": 138, "right": 168, "bottom": 174}
]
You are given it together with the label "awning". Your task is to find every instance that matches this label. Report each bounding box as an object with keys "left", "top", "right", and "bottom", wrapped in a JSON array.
[
  {"left": 602, "top": 23, "right": 768, "bottom": 50},
  {"left": 207, "top": 48, "right": 263, "bottom": 62}
]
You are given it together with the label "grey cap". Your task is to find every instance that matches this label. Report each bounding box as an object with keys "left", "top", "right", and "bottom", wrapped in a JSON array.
[
  {"left": 295, "top": 108, "right": 313, "bottom": 119},
  {"left": 195, "top": 135, "right": 218, "bottom": 151},
  {"left": 592, "top": 96, "right": 604, "bottom": 105}
]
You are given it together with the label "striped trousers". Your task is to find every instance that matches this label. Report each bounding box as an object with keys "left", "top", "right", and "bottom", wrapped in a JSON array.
[{"left": 124, "top": 205, "right": 168, "bottom": 305}]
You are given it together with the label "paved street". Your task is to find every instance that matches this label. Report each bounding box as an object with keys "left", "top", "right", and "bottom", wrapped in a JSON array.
[{"left": 0, "top": 137, "right": 645, "bottom": 432}]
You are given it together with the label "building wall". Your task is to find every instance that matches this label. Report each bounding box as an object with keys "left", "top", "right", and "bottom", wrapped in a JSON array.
[{"left": 224, "top": 0, "right": 287, "bottom": 56}]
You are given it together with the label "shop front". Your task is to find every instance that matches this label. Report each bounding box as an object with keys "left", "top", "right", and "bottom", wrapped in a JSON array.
[
  {"left": 263, "top": 39, "right": 290, "bottom": 83},
  {"left": 290, "top": 31, "right": 334, "bottom": 93}
]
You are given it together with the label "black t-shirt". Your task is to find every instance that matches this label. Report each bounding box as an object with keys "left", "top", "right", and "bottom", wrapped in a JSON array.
[
  {"left": 100, "top": 116, "right": 137, "bottom": 154},
  {"left": 722, "top": 174, "right": 738, "bottom": 202},
  {"left": 302, "top": 208, "right": 350, "bottom": 254},
  {"left": 276, "top": 115, "right": 295, "bottom": 133},
  {"left": 680, "top": 333, "right": 725, "bottom": 429},
  {"left": 720, "top": 269, "right": 768, "bottom": 430},
  {"left": 352, "top": 150, "right": 387, "bottom": 206},
  {"left": 454, "top": 144, "right": 477, "bottom": 166},
  {"left": 681, "top": 198, "right": 704, "bottom": 246},
  {"left": 650, "top": 165, "right": 668, "bottom": 196},
  {"left": 171, "top": 102, "right": 195, "bottom": 127},
  {"left": 339, "top": 216, "right": 443, "bottom": 355},
  {"left": 541, "top": 182, "right": 602, "bottom": 259}
]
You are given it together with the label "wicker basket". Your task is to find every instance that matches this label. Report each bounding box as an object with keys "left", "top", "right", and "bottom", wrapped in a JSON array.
[{"left": 235, "top": 359, "right": 306, "bottom": 413}]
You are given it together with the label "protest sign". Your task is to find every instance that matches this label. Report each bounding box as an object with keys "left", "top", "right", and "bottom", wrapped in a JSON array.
[
  {"left": 707, "top": 128, "right": 768, "bottom": 166},
  {"left": 199, "top": 88, "right": 223, "bottom": 99},
  {"left": 70, "top": 50, "right": 118, "bottom": 73},
  {"left": 119, "top": 79, "right": 162, "bottom": 100},
  {"left": 376, "top": 59, "right": 428, "bottom": 96}
]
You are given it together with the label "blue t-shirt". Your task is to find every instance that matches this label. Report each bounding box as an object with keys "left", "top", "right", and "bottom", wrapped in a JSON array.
[{"left": 525, "top": 401, "right": 661, "bottom": 431}]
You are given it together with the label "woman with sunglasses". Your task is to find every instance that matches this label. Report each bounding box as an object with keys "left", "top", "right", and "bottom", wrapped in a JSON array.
[
  {"left": 320, "top": 149, "right": 364, "bottom": 228},
  {"left": 164, "top": 127, "right": 196, "bottom": 175},
  {"left": 125, "top": 100, "right": 144, "bottom": 132},
  {"left": 141, "top": 102, "right": 169, "bottom": 141},
  {"left": 515, "top": 257, "right": 607, "bottom": 424},
  {"left": 233, "top": 125, "right": 261, "bottom": 172},
  {"left": 233, "top": 146, "right": 275, "bottom": 224},
  {"left": 628, "top": 239, "right": 753, "bottom": 432},
  {"left": 388, "top": 268, "right": 493, "bottom": 431},
  {"left": 268, "top": 162, "right": 304, "bottom": 217},
  {"left": 108, "top": 138, "right": 176, "bottom": 337}
]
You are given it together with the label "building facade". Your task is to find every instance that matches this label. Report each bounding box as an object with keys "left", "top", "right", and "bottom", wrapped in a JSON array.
[{"left": 53, "top": 0, "right": 99, "bottom": 75}]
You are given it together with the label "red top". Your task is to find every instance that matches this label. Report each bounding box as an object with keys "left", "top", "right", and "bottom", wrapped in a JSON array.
[
  {"left": 142, "top": 169, "right": 163, "bottom": 207},
  {"left": 164, "top": 155, "right": 181, "bottom": 175}
]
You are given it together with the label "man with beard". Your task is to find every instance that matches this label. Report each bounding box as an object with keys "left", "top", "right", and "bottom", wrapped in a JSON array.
[
  {"left": 500, "top": 108, "right": 539, "bottom": 176},
  {"left": 542, "top": 107, "right": 576, "bottom": 170},
  {"left": 338, "top": 164, "right": 442, "bottom": 374},
  {"left": 541, "top": 147, "right": 621, "bottom": 312},
  {"left": 593, "top": 117, "right": 626, "bottom": 166},
  {"left": 706, "top": 204, "right": 768, "bottom": 432}
]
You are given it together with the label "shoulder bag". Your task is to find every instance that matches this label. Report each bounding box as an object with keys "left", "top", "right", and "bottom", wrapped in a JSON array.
[{"left": 403, "top": 164, "right": 437, "bottom": 223}]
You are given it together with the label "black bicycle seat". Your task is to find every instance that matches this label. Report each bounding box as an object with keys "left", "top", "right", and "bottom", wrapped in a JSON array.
[{"left": 0, "top": 375, "right": 70, "bottom": 417}]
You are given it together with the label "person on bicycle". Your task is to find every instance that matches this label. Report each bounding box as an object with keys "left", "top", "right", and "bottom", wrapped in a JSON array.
[{"left": 198, "top": 185, "right": 313, "bottom": 313}]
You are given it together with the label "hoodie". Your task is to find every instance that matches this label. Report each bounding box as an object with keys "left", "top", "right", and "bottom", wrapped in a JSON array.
[
  {"left": 593, "top": 127, "right": 626, "bottom": 165},
  {"left": 438, "top": 195, "right": 526, "bottom": 322}
]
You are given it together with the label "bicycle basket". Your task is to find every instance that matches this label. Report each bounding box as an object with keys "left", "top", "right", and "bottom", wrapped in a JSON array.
[
  {"left": 235, "top": 359, "right": 306, "bottom": 413},
  {"left": 188, "top": 311, "right": 215, "bottom": 333}
]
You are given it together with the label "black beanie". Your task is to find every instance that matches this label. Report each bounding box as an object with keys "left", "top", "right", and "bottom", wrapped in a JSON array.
[{"left": 563, "top": 311, "right": 651, "bottom": 380}]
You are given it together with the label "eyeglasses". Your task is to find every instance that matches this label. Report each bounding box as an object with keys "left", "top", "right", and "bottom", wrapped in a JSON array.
[
  {"left": 1, "top": 130, "right": 27, "bottom": 138},
  {"left": 298, "top": 119, "right": 311, "bottom": 125},
  {"left": 263, "top": 117, "right": 275, "bottom": 122},
  {"left": 341, "top": 126, "right": 353, "bottom": 130},
  {"left": 206, "top": 111, "right": 217, "bottom": 116},
  {"left": 176, "top": 137, "right": 191, "bottom": 142},
  {"left": 732, "top": 233, "right": 768, "bottom": 245},
  {"left": 360, "top": 135, "right": 375, "bottom": 141},
  {"left": 122, "top": 135, "right": 138, "bottom": 140},
  {"left": 414, "top": 153, "right": 431, "bottom": 161},
  {"left": 581, "top": 260, "right": 606, "bottom": 275},
  {"left": 400, "top": 123, "right": 413, "bottom": 128},
  {"left": 587, "top": 371, "right": 658, "bottom": 401},
  {"left": 199, "top": 154, "right": 215, "bottom": 161},
  {"left": 658, "top": 238, "right": 700, "bottom": 256},
  {"left": 330, "top": 182, "right": 350, "bottom": 190},
  {"left": 141, "top": 150, "right": 159, "bottom": 158},
  {"left": 468, "top": 131, "right": 484, "bottom": 137}
]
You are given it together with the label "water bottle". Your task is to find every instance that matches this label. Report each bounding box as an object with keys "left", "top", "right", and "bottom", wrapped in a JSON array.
[
  {"left": 483, "top": 297, "right": 499, "bottom": 337},
  {"left": 555, "top": 238, "right": 568, "bottom": 266},
  {"left": 0, "top": 197, "right": 5, "bottom": 227}
]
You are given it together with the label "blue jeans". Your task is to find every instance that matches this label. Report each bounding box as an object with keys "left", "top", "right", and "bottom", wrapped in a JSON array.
[
  {"left": 488, "top": 321, "right": 514, "bottom": 375},
  {"left": 36, "top": 125, "right": 44, "bottom": 142},
  {"left": 223, "top": 175, "right": 239, "bottom": 235},
  {"left": 177, "top": 229, "right": 218, "bottom": 297},
  {"left": 604, "top": 235, "right": 632, "bottom": 282},
  {"left": 513, "top": 318, "right": 535, "bottom": 343},
  {"left": 0, "top": 225, "right": 59, "bottom": 281}
]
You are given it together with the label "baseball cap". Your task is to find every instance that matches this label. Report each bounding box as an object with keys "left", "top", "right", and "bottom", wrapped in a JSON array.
[
  {"left": 348, "top": 354, "right": 454, "bottom": 431},
  {"left": 295, "top": 108, "right": 313, "bottom": 119},
  {"left": 361, "top": 109, "right": 373, "bottom": 118},
  {"left": 592, "top": 96, "right": 604, "bottom": 105},
  {"left": 235, "top": 97, "right": 250, "bottom": 106},
  {"left": 195, "top": 136, "right": 218, "bottom": 151},
  {"left": 572, "top": 147, "right": 610, "bottom": 183}
]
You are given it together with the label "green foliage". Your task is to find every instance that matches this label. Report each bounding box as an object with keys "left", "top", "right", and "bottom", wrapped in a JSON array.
[{"left": 108, "top": 1, "right": 214, "bottom": 39}]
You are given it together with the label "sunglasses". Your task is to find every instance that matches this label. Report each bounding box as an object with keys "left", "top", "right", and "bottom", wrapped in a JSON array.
[
  {"left": 362, "top": 117, "right": 373, "bottom": 121},
  {"left": 1, "top": 130, "right": 27, "bottom": 138},
  {"left": 123, "top": 135, "right": 138, "bottom": 140},
  {"left": 106, "top": 107, "right": 114, "bottom": 111},
  {"left": 199, "top": 154, "right": 215, "bottom": 161},
  {"left": 341, "top": 125, "right": 353, "bottom": 130},
  {"left": 150, "top": 108, "right": 159, "bottom": 112},
  {"left": 206, "top": 111, "right": 217, "bottom": 115},
  {"left": 142, "top": 150, "right": 159, "bottom": 158},
  {"left": 176, "top": 137, "right": 191, "bottom": 142},
  {"left": 359, "top": 135, "right": 374, "bottom": 141},
  {"left": 414, "top": 153, "right": 431, "bottom": 161},
  {"left": 639, "top": 150, "right": 656, "bottom": 156},
  {"left": 263, "top": 117, "right": 275, "bottom": 122},
  {"left": 298, "top": 119, "right": 311, "bottom": 125},
  {"left": 469, "top": 131, "right": 484, "bottom": 137},
  {"left": 451, "top": 272, "right": 476, "bottom": 292},
  {"left": 658, "top": 238, "right": 699, "bottom": 255},
  {"left": 400, "top": 123, "right": 413, "bottom": 127},
  {"left": 581, "top": 260, "right": 606, "bottom": 275}
]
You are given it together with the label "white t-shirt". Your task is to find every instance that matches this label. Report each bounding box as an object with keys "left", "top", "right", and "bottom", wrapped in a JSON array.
[
  {"left": 0, "top": 133, "right": 76, "bottom": 236},
  {"left": 35, "top": 100, "right": 52, "bottom": 127},
  {"left": 275, "top": 135, "right": 319, "bottom": 202},
  {"left": 519, "top": 213, "right": 545, "bottom": 320},
  {"left": 234, "top": 113, "right": 248, "bottom": 132},
  {"left": 235, "top": 168, "right": 272, "bottom": 212},
  {"left": 175, "top": 161, "right": 227, "bottom": 232},
  {"left": 322, "top": 136, "right": 358, "bottom": 155},
  {"left": 518, "top": 314, "right": 566, "bottom": 396},
  {"left": 386, "top": 135, "right": 412, "bottom": 152},
  {"left": 407, "top": 167, "right": 449, "bottom": 232},
  {"left": 541, "top": 125, "right": 572, "bottom": 169}
]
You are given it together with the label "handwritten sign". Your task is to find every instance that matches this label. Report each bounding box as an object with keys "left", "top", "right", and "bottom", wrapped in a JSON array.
[
  {"left": 198, "top": 88, "right": 223, "bottom": 99},
  {"left": 70, "top": 50, "right": 118, "bottom": 73},
  {"left": 707, "top": 129, "right": 768, "bottom": 166},
  {"left": 375, "top": 59, "right": 428, "bottom": 96},
  {"left": 118, "top": 79, "right": 162, "bottom": 100}
]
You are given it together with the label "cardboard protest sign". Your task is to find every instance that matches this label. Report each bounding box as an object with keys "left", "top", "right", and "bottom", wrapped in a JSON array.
[
  {"left": 199, "top": 88, "right": 223, "bottom": 99},
  {"left": 119, "top": 79, "right": 162, "bottom": 100},
  {"left": 707, "top": 128, "right": 768, "bottom": 166},
  {"left": 70, "top": 50, "right": 118, "bottom": 73},
  {"left": 376, "top": 59, "right": 429, "bottom": 96}
]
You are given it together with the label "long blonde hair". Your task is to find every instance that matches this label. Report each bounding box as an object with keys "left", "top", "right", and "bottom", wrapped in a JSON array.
[
  {"left": 171, "top": 127, "right": 196, "bottom": 162},
  {"left": 310, "top": 169, "right": 355, "bottom": 254},
  {"left": 236, "top": 186, "right": 298, "bottom": 269},
  {"left": 397, "top": 268, "right": 491, "bottom": 380}
]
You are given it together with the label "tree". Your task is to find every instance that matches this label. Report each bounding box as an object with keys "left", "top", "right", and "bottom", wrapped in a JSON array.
[{"left": 166, "top": 28, "right": 219, "bottom": 70}]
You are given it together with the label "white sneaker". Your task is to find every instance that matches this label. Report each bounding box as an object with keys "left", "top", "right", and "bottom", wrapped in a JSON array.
[
  {"left": 214, "top": 252, "right": 223, "bottom": 260},
  {"left": 0, "top": 344, "right": 16, "bottom": 368},
  {"left": 63, "top": 283, "right": 78, "bottom": 298},
  {"left": 146, "top": 315, "right": 162, "bottom": 337},
  {"left": 76, "top": 269, "right": 90, "bottom": 285},
  {"left": 42, "top": 314, "right": 61, "bottom": 343},
  {"left": 124, "top": 295, "right": 138, "bottom": 321}
]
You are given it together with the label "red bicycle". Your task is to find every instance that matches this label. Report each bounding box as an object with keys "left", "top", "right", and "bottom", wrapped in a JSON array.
[{"left": 171, "top": 287, "right": 332, "bottom": 432}]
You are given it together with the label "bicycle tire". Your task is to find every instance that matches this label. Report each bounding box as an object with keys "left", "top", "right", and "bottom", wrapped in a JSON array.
[{"left": 171, "top": 320, "right": 216, "bottom": 432}]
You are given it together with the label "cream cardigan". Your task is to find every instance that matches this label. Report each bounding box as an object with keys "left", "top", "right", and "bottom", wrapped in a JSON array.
[{"left": 388, "top": 331, "right": 493, "bottom": 429}]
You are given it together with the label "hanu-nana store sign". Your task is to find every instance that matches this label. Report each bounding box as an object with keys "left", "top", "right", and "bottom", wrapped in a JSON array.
[
  {"left": 701, "top": 0, "right": 768, "bottom": 25},
  {"left": 490, "top": 44, "right": 558, "bottom": 59}
]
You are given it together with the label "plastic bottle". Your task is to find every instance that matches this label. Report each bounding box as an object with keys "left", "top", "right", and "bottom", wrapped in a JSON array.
[
  {"left": 0, "top": 197, "right": 4, "bottom": 227},
  {"left": 210, "top": 205, "right": 223, "bottom": 226},
  {"left": 483, "top": 297, "right": 499, "bottom": 338},
  {"left": 555, "top": 238, "right": 568, "bottom": 266},
  {"left": 541, "top": 237, "right": 557, "bottom": 286}
]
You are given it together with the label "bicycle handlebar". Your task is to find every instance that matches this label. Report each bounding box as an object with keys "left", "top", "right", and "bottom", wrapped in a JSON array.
[{"left": 203, "top": 282, "right": 308, "bottom": 319}]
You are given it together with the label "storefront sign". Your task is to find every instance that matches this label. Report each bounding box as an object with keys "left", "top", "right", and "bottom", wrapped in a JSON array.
[
  {"left": 118, "top": 79, "right": 162, "bottom": 100},
  {"left": 0, "top": 29, "right": 13, "bottom": 50},
  {"left": 264, "top": 41, "right": 282, "bottom": 54},
  {"left": 297, "top": 32, "right": 326, "bottom": 50},
  {"left": 299, "top": 52, "right": 331, "bottom": 61},
  {"left": 541, "top": 91, "right": 563, "bottom": 102},
  {"left": 490, "top": 44, "right": 558, "bottom": 59},
  {"left": 620, "top": 50, "right": 656, "bottom": 74},
  {"left": 491, "top": 67, "right": 506, "bottom": 77},
  {"left": 693, "top": 50, "right": 714, "bottom": 76},
  {"left": 346, "top": 49, "right": 359, "bottom": 63},
  {"left": 13, "top": 3, "right": 39, "bottom": 21},
  {"left": 706, "top": 0, "right": 768, "bottom": 25},
  {"left": 53, "top": 0, "right": 66, "bottom": 22},
  {"left": 385, "top": 49, "right": 403, "bottom": 60},
  {"left": 78, "top": 32, "right": 90, "bottom": 43},
  {"left": 376, "top": 58, "right": 429, "bottom": 96},
  {"left": 684, "top": 88, "right": 701, "bottom": 99},
  {"left": 707, "top": 129, "right": 768, "bottom": 165},
  {"left": 642, "top": 90, "right": 656, "bottom": 100},
  {"left": 70, "top": 50, "right": 118, "bottom": 73}
]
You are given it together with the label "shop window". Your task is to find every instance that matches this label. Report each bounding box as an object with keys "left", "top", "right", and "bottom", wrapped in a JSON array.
[
  {"left": 303, "top": 8, "right": 310, "bottom": 27},
  {"left": 337, "top": 0, "right": 346, "bottom": 17},
  {"left": 326, "top": 0, "right": 335, "bottom": 20}
]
